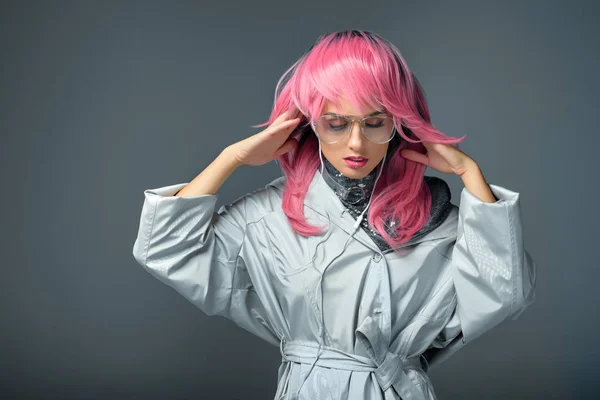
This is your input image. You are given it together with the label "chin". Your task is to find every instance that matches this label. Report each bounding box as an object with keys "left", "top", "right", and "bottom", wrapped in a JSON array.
[{"left": 341, "top": 165, "right": 373, "bottom": 179}]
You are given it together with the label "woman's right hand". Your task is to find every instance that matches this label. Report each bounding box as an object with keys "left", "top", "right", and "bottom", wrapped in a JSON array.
[{"left": 228, "top": 108, "right": 303, "bottom": 167}]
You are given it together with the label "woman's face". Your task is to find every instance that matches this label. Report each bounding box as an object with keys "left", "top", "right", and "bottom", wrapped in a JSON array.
[{"left": 316, "top": 97, "right": 390, "bottom": 179}]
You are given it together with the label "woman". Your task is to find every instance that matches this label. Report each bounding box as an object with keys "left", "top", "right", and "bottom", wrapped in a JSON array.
[{"left": 132, "top": 30, "right": 537, "bottom": 400}]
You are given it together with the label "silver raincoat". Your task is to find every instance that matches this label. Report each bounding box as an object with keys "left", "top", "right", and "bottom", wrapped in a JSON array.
[{"left": 132, "top": 169, "right": 537, "bottom": 399}]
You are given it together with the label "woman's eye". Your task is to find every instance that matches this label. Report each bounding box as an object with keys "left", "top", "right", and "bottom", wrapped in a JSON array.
[
  {"left": 329, "top": 123, "right": 348, "bottom": 131},
  {"left": 365, "top": 118, "right": 386, "bottom": 128}
]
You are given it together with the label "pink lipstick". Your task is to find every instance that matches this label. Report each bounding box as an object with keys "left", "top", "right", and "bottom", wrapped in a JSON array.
[{"left": 344, "top": 156, "right": 368, "bottom": 168}]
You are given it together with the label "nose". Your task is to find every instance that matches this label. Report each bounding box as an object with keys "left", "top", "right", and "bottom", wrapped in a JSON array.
[{"left": 347, "top": 120, "right": 366, "bottom": 150}]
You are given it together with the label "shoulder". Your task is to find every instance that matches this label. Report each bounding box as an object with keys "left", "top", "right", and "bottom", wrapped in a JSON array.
[
  {"left": 266, "top": 175, "right": 287, "bottom": 193},
  {"left": 224, "top": 176, "right": 286, "bottom": 224}
]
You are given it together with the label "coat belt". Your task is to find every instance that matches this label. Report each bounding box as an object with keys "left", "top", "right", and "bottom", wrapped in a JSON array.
[{"left": 280, "top": 340, "right": 427, "bottom": 399}]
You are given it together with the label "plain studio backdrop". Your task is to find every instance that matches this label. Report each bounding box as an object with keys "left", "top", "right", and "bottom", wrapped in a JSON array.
[{"left": 1, "top": 0, "right": 598, "bottom": 399}]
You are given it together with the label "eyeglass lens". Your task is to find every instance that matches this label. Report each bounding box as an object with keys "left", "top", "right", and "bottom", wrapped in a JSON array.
[{"left": 314, "top": 115, "right": 395, "bottom": 143}]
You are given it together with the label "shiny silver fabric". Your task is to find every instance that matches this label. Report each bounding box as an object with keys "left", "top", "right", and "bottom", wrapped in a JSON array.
[{"left": 132, "top": 169, "right": 537, "bottom": 399}]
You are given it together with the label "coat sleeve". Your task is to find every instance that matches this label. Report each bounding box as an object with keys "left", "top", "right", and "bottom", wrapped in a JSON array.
[
  {"left": 422, "top": 183, "right": 537, "bottom": 370},
  {"left": 132, "top": 183, "right": 281, "bottom": 347}
]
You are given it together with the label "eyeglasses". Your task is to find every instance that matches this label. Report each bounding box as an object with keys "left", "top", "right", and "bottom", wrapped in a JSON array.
[{"left": 311, "top": 114, "right": 397, "bottom": 144}]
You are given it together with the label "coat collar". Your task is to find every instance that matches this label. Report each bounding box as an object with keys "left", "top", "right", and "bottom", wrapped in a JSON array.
[{"left": 267, "top": 170, "right": 458, "bottom": 253}]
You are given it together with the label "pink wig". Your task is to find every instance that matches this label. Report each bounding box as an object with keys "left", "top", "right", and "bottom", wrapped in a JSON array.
[{"left": 252, "top": 30, "right": 465, "bottom": 251}]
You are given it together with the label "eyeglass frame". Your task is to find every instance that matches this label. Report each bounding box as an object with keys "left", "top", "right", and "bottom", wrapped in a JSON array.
[{"left": 310, "top": 113, "right": 398, "bottom": 144}]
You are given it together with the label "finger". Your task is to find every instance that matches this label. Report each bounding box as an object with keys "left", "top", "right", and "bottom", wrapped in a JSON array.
[
  {"left": 272, "top": 110, "right": 291, "bottom": 126},
  {"left": 276, "top": 107, "right": 300, "bottom": 124},
  {"left": 292, "top": 107, "right": 303, "bottom": 120},
  {"left": 267, "top": 118, "right": 300, "bottom": 135},
  {"left": 273, "top": 137, "right": 298, "bottom": 158},
  {"left": 400, "top": 149, "right": 429, "bottom": 165},
  {"left": 285, "top": 106, "right": 304, "bottom": 121}
]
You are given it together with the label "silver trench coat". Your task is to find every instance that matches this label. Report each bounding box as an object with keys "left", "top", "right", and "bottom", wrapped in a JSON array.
[{"left": 132, "top": 169, "right": 537, "bottom": 399}]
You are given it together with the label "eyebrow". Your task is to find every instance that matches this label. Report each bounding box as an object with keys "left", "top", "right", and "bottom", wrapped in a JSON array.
[{"left": 323, "top": 110, "right": 387, "bottom": 117}]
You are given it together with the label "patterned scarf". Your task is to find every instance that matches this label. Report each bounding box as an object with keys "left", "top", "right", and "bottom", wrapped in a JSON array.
[{"left": 321, "top": 156, "right": 453, "bottom": 252}]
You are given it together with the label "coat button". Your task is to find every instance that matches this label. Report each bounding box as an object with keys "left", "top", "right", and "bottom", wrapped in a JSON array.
[{"left": 372, "top": 253, "right": 382, "bottom": 262}]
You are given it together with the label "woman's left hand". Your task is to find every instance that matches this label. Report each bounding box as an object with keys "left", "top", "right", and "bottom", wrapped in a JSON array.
[{"left": 399, "top": 141, "right": 475, "bottom": 177}]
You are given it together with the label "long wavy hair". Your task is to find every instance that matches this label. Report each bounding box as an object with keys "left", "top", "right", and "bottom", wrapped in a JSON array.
[{"left": 252, "top": 30, "right": 465, "bottom": 250}]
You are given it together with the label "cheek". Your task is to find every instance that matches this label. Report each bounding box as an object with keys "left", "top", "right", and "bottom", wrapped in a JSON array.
[
  {"left": 321, "top": 145, "right": 341, "bottom": 161},
  {"left": 370, "top": 145, "right": 389, "bottom": 163}
]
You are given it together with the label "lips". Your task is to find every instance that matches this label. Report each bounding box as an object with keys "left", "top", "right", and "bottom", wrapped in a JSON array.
[{"left": 344, "top": 156, "right": 368, "bottom": 161}]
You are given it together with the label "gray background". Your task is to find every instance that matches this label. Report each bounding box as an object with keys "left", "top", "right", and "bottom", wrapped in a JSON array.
[{"left": 1, "top": 0, "right": 598, "bottom": 399}]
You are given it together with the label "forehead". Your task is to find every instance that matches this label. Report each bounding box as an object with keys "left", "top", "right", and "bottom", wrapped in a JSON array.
[{"left": 322, "top": 97, "right": 385, "bottom": 117}]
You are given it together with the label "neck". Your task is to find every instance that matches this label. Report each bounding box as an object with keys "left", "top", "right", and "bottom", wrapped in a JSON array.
[{"left": 321, "top": 157, "right": 379, "bottom": 205}]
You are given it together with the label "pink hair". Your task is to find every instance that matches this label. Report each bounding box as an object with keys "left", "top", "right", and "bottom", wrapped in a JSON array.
[{"left": 252, "top": 30, "right": 465, "bottom": 251}]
